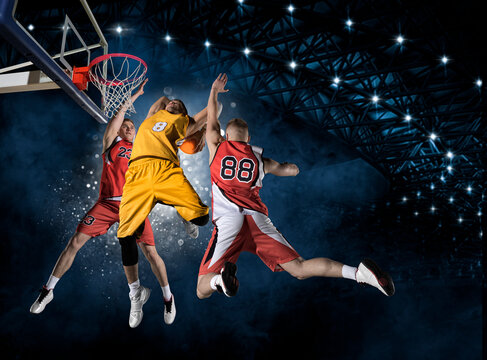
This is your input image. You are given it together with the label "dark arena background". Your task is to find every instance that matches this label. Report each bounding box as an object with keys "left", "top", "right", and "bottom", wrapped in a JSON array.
[{"left": 0, "top": 0, "right": 484, "bottom": 359}]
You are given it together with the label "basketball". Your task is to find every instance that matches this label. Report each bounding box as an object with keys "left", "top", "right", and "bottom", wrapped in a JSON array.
[{"left": 179, "top": 138, "right": 200, "bottom": 154}]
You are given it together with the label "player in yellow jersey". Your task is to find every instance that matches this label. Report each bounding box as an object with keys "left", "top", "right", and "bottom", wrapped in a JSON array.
[{"left": 117, "top": 93, "right": 211, "bottom": 327}]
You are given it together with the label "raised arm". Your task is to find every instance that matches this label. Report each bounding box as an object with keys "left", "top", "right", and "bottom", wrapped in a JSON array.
[
  {"left": 146, "top": 94, "right": 170, "bottom": 120},
  {"left": 206, "top": 73, "right": 229, "bottom": 163},
  {"left": 185, "top": 107, "right": 207, "bottom": 137},
  {"left": 102, "top": 78, "right": 148, "bottom": 153},
  {"left": 179, "top": 102, "right": 223, "bottom": 155},
  {"left": 186, "top": 100, "right": 224, "bottom": 137},
  {"left": 263, "top": 157, "right": 300, "bottom": 177}
]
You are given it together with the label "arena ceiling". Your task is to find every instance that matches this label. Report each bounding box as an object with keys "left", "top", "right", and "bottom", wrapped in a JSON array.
[{"left": 1, "top": 0, "right": 484, "bottom": 236}]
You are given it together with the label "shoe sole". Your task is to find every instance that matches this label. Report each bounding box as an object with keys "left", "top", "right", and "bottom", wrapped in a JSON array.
[
  {"left": 221, "top": 262, "right": 239, "bottom": 297},
  {"left": 361, "top": 259, "right": 395, "bottom": 296}
]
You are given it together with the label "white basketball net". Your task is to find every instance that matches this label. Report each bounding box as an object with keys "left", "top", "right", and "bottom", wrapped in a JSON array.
[{"left": 89, "top": 55, "right": 147, "bottom": 119}]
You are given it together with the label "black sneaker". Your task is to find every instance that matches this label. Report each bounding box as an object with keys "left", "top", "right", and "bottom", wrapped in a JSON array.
[{"left": 220, "top": 262, "right": 239, "bottom": 297}]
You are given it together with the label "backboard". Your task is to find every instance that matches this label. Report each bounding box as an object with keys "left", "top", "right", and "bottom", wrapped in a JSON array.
[{"left": 0, "top": 0, "right": 109, "bottom": 123}]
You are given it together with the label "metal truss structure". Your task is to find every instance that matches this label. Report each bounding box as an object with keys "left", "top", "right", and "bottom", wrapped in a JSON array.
[{"left": 1, "top": 0, "right": 484, "bottom": 238}]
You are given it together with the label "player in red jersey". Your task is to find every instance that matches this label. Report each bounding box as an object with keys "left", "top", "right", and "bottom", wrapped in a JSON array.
[
  {"left": 196, "top": 74, "right": 395, "bottom": 299},
  {"left": 30, "top": 79, "right": 177, "bottom": 326}
]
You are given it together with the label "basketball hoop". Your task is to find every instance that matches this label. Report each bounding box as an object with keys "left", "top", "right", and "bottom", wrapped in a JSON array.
[{"left": 73, "top": 53, "right": 147, "bottom": 118}]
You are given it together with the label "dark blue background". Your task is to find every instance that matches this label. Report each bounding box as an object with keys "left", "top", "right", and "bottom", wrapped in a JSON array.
[{"left": 0, "top": 43, "right": 482, "bottom": 359}]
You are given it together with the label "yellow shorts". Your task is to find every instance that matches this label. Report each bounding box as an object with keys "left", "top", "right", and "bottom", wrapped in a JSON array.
[{"left": 117, "top": 158, "right": 209, "bottom": 238}]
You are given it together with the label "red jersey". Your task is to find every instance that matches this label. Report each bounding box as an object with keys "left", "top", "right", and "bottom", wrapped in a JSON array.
[
  {"left": 99, "top": 137, "right": 132, "bottom": 201},
  {"left": 210, "top": 140, "right": 267, "bottom": 215}
]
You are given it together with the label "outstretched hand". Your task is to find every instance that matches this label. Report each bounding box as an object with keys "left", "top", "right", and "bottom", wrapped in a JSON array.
[
  {"left": 212, "top": 73, "right": 229, "bottom": 94},
  {"left": 135, "top": 78, "right": 148, "bottom": 96}
]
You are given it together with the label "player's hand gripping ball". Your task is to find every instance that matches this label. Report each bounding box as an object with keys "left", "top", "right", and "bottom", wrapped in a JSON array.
[
  {"left": 179, "top": 127, "right": 206, "bottom": 154},
  {"left": 179, "top": 138, "right": 200, "bottom": 154}
]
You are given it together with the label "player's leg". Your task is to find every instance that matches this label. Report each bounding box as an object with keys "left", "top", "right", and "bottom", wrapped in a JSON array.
[
  {"left": 196, "top": 273, "right": 216, "bottom": 299},
  {"left": 197, "top": 262, "right": 239, "bottom": 299},
  {"left": 197, "top": 214, "right": 245, "bottom": 299},
  {"left": 246, "top": 213, "right": 337, "bottom": 281},
  {"left": 137, "top": 218, "right": 175, "bottom": 325},
  {"left": 30, "top": 201, "right": 117, "bottom": 314},
  {"left": 30, "top": 232, "right": 91, "bottom": 314},
  {"left": 280, "top": 257, "right": 395, "bottom": 296},
  {"left": 120, "top": 226, "right": 151, "bottom": 328},
  {"left": 117, "top": 164, "right": 156, "bottom": 327},
  {"left": 248, "top": 213, "right": 394, "bottom": 296},
  {"left": 117, "top": 162, "right": 155, "bottom": 273},
  {"left": 138, "top": 243, "right": 169, "bottom": 289},
  {"left": 152, "top": 160, "right": 209, "bottom": 238},
  {"left": 51, "top": 232, "right": 92, "bottom": 279},
  {"left": 279, "top": 257, "right": 346, "bottom": 279}
]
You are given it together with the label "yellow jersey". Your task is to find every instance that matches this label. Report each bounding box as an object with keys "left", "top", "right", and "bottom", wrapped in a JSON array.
[{"left": 130, "top": 110, "right": 189, "bottom": 166}]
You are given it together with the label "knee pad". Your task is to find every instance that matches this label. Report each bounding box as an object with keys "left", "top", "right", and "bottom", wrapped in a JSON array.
[
  {"left": 190, "top": 213, "right": 209, "bottom": 226},
  {"left": 118, "top": 236, "right": 138, "bottom": 266}
]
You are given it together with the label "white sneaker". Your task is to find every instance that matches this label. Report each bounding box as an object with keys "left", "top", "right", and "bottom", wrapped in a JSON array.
[
  {"left": 129, "top": 286, "right": 151, "bottom": 328},
  {"left": 181, "top": 217, "right": 199, "bottom": 239},
  {"left": 356, "top": 259, "right": 395, "bottom": 296},
  {"left": 163, "top": 295, "right": 176, "bottom": 325},
  {"left": 30, "top": 286, "right": 54, "bottom": 314}
]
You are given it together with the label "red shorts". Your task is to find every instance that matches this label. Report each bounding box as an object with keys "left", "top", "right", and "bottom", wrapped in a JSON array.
[
  {"left": 76, "top": 200, "right": 154, "bottom": 246},
  {"left": 199, "top": 212, "right": 299, "bottom": 275}
]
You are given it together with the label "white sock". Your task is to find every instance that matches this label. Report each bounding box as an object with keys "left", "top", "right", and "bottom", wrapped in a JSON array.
[
  {"left": 161, "top": 284, "right": 172, "bottom": 302},
  {"left": 45, "top": 275, "right": 60, "bottom": 290},
  {"left": 209, "top": 275, "right": 222, "bottom": 290},
  {"left": 128, "top": 279, "right": 141, "bottom": 297},
  {"left": 342, "top": 265, "right": 358, "bottom": 281}
]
